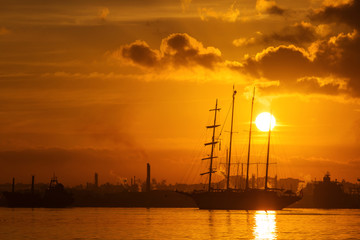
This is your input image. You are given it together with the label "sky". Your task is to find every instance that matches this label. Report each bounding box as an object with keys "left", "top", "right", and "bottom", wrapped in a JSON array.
[{"left": 0, "top": 0, "right": 360, "bottom": 186}]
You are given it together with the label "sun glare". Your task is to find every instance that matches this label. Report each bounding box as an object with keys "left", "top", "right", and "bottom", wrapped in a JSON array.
[{"left": 255, "top": 112, "right": 276, "bottom": 132}]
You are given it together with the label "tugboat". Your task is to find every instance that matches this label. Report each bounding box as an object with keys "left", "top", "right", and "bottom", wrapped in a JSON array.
[
  {"left": 3, "top": 175, "right": 73, "bottom": 208},
  {"left": 191, "top": 87, "right": 302, "bottom": 210}
]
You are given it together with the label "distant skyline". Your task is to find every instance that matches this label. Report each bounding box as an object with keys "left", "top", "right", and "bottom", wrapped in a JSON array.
[{"left": 0, "top": 0, "right": 359, "bottom": 185}]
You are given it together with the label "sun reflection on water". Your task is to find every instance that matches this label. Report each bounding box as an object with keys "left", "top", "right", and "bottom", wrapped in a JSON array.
[{"left": 253, "top": 211, "right": 277, "bottom": 240}]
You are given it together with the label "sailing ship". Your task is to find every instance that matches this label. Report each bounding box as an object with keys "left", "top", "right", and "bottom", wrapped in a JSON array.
[{"left": 191, "top": 88, "right": 302, "bottom": 210}]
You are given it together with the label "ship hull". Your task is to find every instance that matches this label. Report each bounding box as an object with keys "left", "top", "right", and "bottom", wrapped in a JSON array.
[
  {"left": 191, "top": 189, "right": 301, "bottom": 210},
  {"left": 2, "top": 192, "right": 42, "bottom": 208}
]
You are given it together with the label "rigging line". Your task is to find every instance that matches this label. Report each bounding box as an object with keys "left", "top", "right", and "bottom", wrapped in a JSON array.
[{"left": 218, "top": 101, "right": 232, "bottom": 139}]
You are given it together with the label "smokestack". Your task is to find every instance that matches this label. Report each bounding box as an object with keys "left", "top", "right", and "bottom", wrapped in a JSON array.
[
  {"left": 31, "top": 175, "right": 35, "bottom": 194},
  {"left": 146, "top": 163, "right": 151, "bottom": 192},
  {"left": 12, "top": 177, "right": 15, "bottom": 192},
  {"left": 95, "top": 172, "right": 98, "bottom": 188}
]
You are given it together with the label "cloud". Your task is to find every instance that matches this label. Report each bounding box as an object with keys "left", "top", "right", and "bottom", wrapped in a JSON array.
[
  {"left": 234, "top": 29, "right": 360, "bottom": 97},
  {"left": 233, "top": 36, "right": 258, "bottom": 47},
  {"left": 267, "top": 22, "right": 326, "bottom": 44},
  {"left": 310, "top": 0, "right": 360, "bottom": 29},
  {"left": 239, "top": 45, "right": 316, "bottom": 80},
  {"left": 116, "top": 30, "right": 360, "bottom": 97},
  {"left": 118, "top": 40, "right": 160, "bottom": 68},
  {"left": 233, "top": 22, "right": 331, "bottom": 47},
  {"left": 314, "top": 31, "right": 360, "bottom": 96},
  {"left": 256, "top": 0, "right": 285, "bottom": 15},
  {"left": 233, "top": 0, "right": 359, "bottom": 97},
  {"left": 199, "top": 1, "right": 240, "bottom": 22},
  {"left": 114, "top": 33, "right": 222, "bottom": 70}
]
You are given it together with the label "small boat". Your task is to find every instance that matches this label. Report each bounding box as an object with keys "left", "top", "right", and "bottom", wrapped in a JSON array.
[{"left": 191, "top": 87, "right": 302, "bottom": 210}]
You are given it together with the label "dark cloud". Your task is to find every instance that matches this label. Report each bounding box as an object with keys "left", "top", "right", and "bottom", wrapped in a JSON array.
[
  {"left": 234, "top": 39, "right": 357, "bottom": 95},
  {"left": 314, "top": 31, "right": 360, "bottom": 96},
  {"left": 265, "top": 22, "right": 319, "bottom": 45},
  {"left": 233, "top": 22, "right": 323, "bottom": 48},
  {"left": 117, "top": 33, "right": 222, "bottom": 69},
  {"left": 121, "top": 40, "right": 160, "bottom": 67},
  {"left": 240, "top": 45, "right": 317, "bottom": 80},
  {"left": 310, "top": 0, "right": 360, "bottom": 29},
  {"left": 266, "top": 5, "right": 285, "bottom": 15}
]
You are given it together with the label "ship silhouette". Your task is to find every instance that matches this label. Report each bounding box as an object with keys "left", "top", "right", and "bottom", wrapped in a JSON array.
[
  {"left": 312, "top": 173, "right": 360, "bottom": 209},
  {"left": 191, "top": 87, "right": 302, "bottom": 210}
]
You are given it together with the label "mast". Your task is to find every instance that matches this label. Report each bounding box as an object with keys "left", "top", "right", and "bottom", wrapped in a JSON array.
[
  {"left": 265, "top": 112, "right": 272, "bottom": 190},
  {"left": 245, "top": 87, "right": 255, "bottom": 190},
  {"left": 226, "top": 88, "right": 237, "bottom": 190},
  {"left": 201, "top": 99, "right": 220, "bottom": 192}
]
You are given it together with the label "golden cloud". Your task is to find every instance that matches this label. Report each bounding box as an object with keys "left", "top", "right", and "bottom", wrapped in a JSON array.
[{"left": 198, "top": 1, "right": 240, "bottom": 22}]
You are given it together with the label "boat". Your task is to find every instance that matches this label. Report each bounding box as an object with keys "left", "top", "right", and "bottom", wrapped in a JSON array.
[
  {"left": 191, "top": 87, "right": 302, "bottom": 210},
  {"left": 2, "top": 175, "right": 73, "bottom": 208},
  {"left": 312, "top": 173, "right": 360, "bottom": 209},
  {"left": 42, "top": 175, "right": 73, "bottom": 208}
]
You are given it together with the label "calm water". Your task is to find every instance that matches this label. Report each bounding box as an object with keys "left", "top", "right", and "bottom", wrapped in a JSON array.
[{"left": 0, "top": 208, "right": 359, "bottom": 240}]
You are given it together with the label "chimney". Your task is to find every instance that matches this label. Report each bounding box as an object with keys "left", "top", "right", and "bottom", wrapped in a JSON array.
[
  {"left": 12, "top": 177, "right": 15, "bottom": 192},
  {"left": 31, "top": 175, "right": 35, "bottom": 194},
  {"left": 95, "top": 172, "right": 98, "bottom": 188},
  {"left": 146, "top": 163, "right": 151, "bottom": 192}
]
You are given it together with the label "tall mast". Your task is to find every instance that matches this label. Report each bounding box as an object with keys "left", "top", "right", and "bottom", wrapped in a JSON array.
[
  {"left": 245, "top": 87, "right": 255, "bottom": 190},
  {"left": 226, "top": 87, "right": 237, "bottom": 190},
  {"left": 265, "top": 112, "right": 272, "bottom": 190},
  {"left": 201, "top": 99, "right": 220, "bottom": 192}
]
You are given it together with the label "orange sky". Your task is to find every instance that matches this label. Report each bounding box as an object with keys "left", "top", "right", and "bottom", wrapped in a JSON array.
[{"left": 0, "top": 0, "right": 359, "bottom": 185}]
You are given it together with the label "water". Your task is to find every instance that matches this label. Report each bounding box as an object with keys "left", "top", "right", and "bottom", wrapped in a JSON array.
[{"left": 0, "top": 208, "right": 359, "bottom": 240}]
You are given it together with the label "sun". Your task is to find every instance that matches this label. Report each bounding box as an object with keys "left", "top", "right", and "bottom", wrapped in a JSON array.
[{"left": 255, "top": 112, "right": 276, "bottom": 132}]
